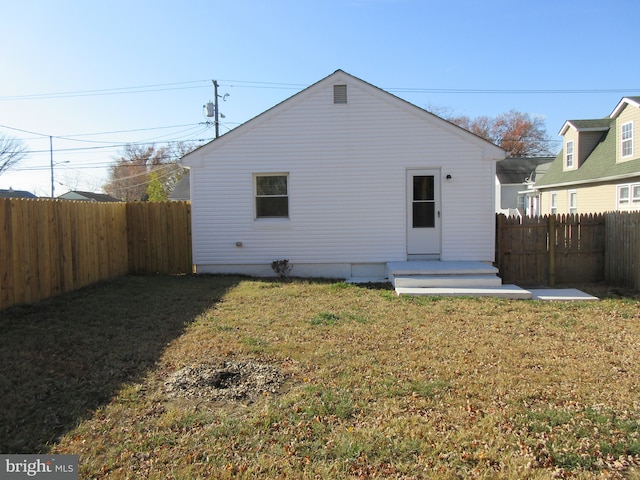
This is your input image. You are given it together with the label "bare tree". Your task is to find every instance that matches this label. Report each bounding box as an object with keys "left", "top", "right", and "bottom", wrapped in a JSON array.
[
  {"left": 0, "top": 134, "right": 28, "bottom": 177},
  {"left": 429, "top": 106, "right": 554, "bottom": 157},
  {"left": 491, "top": 110, "right": 553, "bottom": 157},
  {"left": 103, "top": 143, "right": 193, "bottom": 201}
]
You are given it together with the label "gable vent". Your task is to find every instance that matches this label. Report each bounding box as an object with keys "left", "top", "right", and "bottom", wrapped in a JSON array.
[{"left": 333, "top": 84, "right": 347, "bottom": 104}]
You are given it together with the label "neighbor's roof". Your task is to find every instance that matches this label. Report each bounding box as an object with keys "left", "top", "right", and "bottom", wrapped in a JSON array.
[
  {"left": 610, "top": 96, "right": 640, "bottom": 118},
  {"left": 58, "top": 190, "right": 120, "bottom": 202},
  {"left": 559, "top": 118, "right": 612, "bottom": 135},
  {"left": 0, "top": 189, "right": 37, "bottom": 198},
  {"left": 535, "top": 121, "right": 640, "bottom": 188},
  {"left": 169, "top": 172, "right": 190, "bottom": 200},
  {"left": 496, "top": 157, "right": 554, "bottom": 184}
]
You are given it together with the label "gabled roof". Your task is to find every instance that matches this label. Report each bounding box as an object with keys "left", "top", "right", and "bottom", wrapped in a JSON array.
[
  {"left": 559, "top": 118, "right": 611, "bottom": 135},
  {"left": 0, "top": 189, "right": 37, "bottom": 198},
  {"left": 496, "top": 157, "right": 554, "bottom": 184},
  {"left": 58, "top": 190, "right": 120, "bottom": 202},
  {"left": 610, "top": 96, "right": 640, "bottom": 118},
  {"left": 182, "top": 69, "right": 505, "bottom": 165}
]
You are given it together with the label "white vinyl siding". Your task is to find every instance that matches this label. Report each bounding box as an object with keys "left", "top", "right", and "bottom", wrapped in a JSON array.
[{"left": 185, "top": 72, "right": 503, "bottom": 274}]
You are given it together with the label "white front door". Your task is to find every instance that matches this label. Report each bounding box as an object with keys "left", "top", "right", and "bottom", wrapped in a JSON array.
[{"left": 407, "top": 169, "right": 441, "bottom": 258}]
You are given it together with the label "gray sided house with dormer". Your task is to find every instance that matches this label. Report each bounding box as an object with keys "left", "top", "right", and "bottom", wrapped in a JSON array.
[
  {"left": 535, "top": 97, "right": 640, "bottom": 214},
  {"left": 495, "top": 157, "right": 553, "bottom": 217}
]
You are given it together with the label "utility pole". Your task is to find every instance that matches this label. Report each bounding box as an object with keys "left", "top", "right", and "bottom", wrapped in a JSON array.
[
  {"left": 204, "top": 80, "right": 227, "bottom": 138},
  {"left": 213, "top": 80, "right": 220, "bottom": 139}
]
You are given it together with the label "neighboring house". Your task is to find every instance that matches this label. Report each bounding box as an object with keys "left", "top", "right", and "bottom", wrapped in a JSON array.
[
  {"left": 535, "top": 97, "right": 640, "bottom": 214},
  {"left": 0, "top": 188, "right": 37, "bottom": 199},
  {"left": 181, "top": 70, "right": 505, "bottom": 280},
  {"left": 169, "top": 171, "right": 190, "bottom": 200},
  {"left": 57, "top": 191, "right": 120, "bottom": 202},
  {"left": 495, "top": 157, "right": 553, "bottom": 217}
]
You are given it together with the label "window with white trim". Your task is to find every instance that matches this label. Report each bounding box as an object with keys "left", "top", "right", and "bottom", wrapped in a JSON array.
[
  {"left": 618, "top": 185, "right": 630, "bottom": 206},
  {"left": 565, "top": 140, "right": 575, "bottom": 169},
  {"left": 622, "top": 121, "right": 634, "bottom": 158},
  {"left": 617, "top": 182, "right": 640, "bottom": 209},
  {"left": 550, "top": 192, "right": 558, "bottom": 215},
  {"left": 254, "top": 174, "right": 289, "bottom": 218},
  {"left": 568, "top": 190, "right": 577, "bottom": 214}
]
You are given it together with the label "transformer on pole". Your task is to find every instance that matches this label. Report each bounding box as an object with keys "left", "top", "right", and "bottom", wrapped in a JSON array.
[{"left": 204, "top": 80, "right": 226, "bottom": 139}]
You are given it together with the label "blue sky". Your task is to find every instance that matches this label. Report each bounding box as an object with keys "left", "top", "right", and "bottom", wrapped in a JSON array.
[{"left": 1, "top": 0, "right": 639, "bottom": 196}]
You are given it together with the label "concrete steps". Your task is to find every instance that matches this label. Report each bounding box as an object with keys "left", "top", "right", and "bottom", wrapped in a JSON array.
[
  {"left": 393, "top": 274, "right": 502, "bottom": 288},
  {"left": 387, "top": 261, "right": 532, "bottom": 299}
]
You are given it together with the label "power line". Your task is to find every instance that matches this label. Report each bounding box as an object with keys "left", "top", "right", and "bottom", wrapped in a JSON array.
[
  {"left": 0, "top": 121, "right": 214, "bottom": 169},
  {"left": 386, "top": 87, "right": 640, "bottom": 95},
  {"left": 0, "top": 80, "right": 212, "bottom": 102},
  {"left": 0, "top": 122, "right": 206, "bottom": 140},
  {"left": 13, "top": 138, "right": 210, "bottom": 155},
  {"left": 2, "top": 77, "right": 638, "bottom": 103}
]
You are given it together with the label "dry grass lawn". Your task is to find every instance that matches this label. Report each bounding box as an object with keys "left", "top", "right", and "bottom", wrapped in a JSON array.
[{"left": 1, "top": 275, "right": 639, "bottom": 479}]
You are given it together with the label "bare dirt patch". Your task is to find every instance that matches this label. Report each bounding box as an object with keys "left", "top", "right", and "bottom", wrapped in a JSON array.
[{"left": 163, "top": 360, "right": 286, "bottom": 402}]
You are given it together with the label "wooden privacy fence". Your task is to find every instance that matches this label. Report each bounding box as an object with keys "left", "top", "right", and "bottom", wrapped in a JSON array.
[
  {"left": 604, "top": 211, "right": 640, "bottom": 290},
  {"left": 0, "top": 198, "right": 191, "bottom": 311},
  {"left": 126, "top": 202, "right": 192, "bottom": 275},
  {"left": 4, "top": 200, "right": 640, "bottom": 311},
  {"left": 496, "top": 212, "right": 640, "bottom": 289}
]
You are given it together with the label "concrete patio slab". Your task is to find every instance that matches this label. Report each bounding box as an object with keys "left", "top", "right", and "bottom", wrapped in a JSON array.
[{"left": 529, "top": 289, "right": 599, "bottom": 301}]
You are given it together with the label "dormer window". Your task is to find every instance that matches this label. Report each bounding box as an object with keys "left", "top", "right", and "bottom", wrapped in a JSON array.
[
  {"left": 622, "top": 121, "right": 633, "bottom": 158},
  {"left": 565, "top": 140, "right": 575, "bottom": 168},
  {"left": 333, "top": 84, "right": 347, "bottom": 104}
]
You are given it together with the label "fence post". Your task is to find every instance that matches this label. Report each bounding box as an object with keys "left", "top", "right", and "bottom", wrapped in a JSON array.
[{"left": 548, "top": 215, "right": 555, "bottom": 287}]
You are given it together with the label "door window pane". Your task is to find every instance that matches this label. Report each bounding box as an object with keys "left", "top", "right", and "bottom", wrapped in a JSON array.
[
  {"left": 413, "top": 175, "right": 435, "bottom": 228},
  {"left": 413, "top": 176, "right": 434, "bottom": 201},
  {"left": 413, "top": 202, "right": 435, "bottom": 228}
]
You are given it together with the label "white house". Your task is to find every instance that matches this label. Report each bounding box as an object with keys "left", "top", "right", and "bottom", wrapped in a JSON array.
[{"left": 181, "top": 70, "right": 505, "bottom": 281}]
